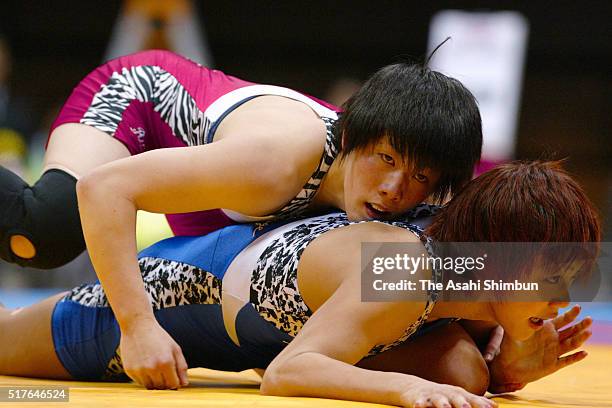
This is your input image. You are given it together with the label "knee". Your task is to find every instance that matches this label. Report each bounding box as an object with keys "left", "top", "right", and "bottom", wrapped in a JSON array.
[
  {"left": 0, "top": 169, "right": 84, "bottom": 269},
  {"left": 441, "top": 338, "right": 489, "bottom": 395}
]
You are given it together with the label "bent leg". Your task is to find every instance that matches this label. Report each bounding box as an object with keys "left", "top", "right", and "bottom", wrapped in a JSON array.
[
  {"left": 0, "top": 292, "right": 72, "bottom": 379},
  {"left": 357, "top": 322, "right": 490, "bottom": 395},
  {"left": 0, "top": 124, "right": 130, "bottom": 268}
]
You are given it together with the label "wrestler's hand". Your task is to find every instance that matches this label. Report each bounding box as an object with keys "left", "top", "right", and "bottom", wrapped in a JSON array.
[
  {"left": 399, "top": 378, "right": 497, "bottom": 408},
  {"left": 488, "top": 305, "right": 592, "bottom": 394},
  {"left": 120, "top": 317, "right": 189, "bottom": 390}
]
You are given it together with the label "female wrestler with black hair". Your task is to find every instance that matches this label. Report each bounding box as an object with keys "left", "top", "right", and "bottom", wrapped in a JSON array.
[{"left": 0, "top": 50, "right": 481, "bottom": 269}]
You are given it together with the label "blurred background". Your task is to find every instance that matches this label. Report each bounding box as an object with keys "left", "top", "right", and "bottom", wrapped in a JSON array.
[{"left": 0, "top": 1, "right": 610, "bottom": 307}]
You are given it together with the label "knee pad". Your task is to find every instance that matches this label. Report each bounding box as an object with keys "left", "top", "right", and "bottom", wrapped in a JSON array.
[{"left": 0, "top": 167, "right": 85, "bottom": 269}]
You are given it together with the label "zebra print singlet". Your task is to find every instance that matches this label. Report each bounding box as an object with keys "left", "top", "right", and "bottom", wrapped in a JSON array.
[{"left": 51, "top": 50, "right": 342, "bottom": 235}]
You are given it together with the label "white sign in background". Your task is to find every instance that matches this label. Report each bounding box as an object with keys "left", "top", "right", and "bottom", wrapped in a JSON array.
[{"left": 428, "top": 11, "right": 529, "bottom": 161}]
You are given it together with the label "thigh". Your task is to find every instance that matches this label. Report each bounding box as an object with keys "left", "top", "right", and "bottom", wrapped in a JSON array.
[
  {"left": 0, "top": 292, "right": 72, "bottom": 379},
  {"left": 43, "top": 123, "right": 131, "bottom": 179},
  {"left": 358, "top": 322, "right": 488, "bottom": 389}
]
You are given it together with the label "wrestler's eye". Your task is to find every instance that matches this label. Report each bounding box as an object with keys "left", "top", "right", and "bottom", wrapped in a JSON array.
[
  {"left": 413, "top": 173, "right": 428, "bottom": 183},
  {"left": 545, "top": 275, "right": 562, "bottom": 284},
  {"left": 379, "top": 153, "right": 395, "bottom": 166}
]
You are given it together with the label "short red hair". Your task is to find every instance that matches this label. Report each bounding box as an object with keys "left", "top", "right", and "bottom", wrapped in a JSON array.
[
  {"left": 427, "top": 160, "right": 600, "bottom": 243},
  {"left": 427, "top": 161, "right": 601, "bottom": 282}
]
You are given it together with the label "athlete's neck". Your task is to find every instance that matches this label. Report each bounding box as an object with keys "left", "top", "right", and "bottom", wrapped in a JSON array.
[{"left": 312, "top": 155, "right": 346, "bottom": 211}]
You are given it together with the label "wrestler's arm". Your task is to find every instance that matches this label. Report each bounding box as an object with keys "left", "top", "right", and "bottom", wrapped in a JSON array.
[
  {"left": 261, "top": 224, "right": 494, "bottom": 408},
  {"left": 77, "top": 121, "right": 323, "bottom": 390}
]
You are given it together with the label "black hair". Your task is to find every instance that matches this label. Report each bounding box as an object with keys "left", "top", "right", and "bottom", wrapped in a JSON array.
[{"left": 336, "top": 62, "right": 482, "bottom": 202}]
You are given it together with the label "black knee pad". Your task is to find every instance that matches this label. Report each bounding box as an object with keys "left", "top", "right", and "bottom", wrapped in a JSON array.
[{"left": 0, "top": 167, "right": 85, "bottom": 269}]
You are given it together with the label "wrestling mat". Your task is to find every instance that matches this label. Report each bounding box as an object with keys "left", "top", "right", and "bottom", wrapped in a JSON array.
[
  {"left": 0, "top": 293, "right": 610, "bottom": 408},
  {"left": 0, "top": 342, "right": 609, "bottom": 408}
]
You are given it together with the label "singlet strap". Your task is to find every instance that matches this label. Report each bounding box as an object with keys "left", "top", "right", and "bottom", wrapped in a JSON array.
[{"left": 265, "top": 117, "right": 339, "bottom": 220}]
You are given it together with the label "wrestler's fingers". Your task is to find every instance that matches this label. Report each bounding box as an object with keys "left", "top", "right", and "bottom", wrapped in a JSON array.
[
  {"left": 430, "top": 394, "right": 450, "bottom": 408},
  {"left": 557, "top": 350, "right": 588, "bottom": 370},
  {"left": 159, "top": 357, "right": 183, "bottom": 390},
  {"left": 174, "top": 347, "right": 189, "bottom": 387},
  {"left": 558, "top": 317, "right": 592, "bottom": 342},
  {"left": 147, "top": 368, "right": 167, "bottom": 390},
  {"left": 559, "top": 330, "right": 592, "bottom": 355},
  {"left": 448, "top": 393, "right": 470, "bottom": 408},
  {"left": 136, "top": 371, "right": 155, "bottom": 390},
  {"left": 141, "top": 378, "right": 154, "bottom": 390},
  {"left": 553, "top": 305, "right": 581, "bottom": 330},
  {"left": 483, "top": 325, "right": 504, "bottom": 362},
  {"left": 160, "top": 367, "right": 180, "bottom": 390}
]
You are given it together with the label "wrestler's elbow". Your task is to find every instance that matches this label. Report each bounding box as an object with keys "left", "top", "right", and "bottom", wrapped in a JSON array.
[
  {"left": 259, "top": 369, "right": 282, "bottom": 396},
  {"left": 260, "top": 355, "right": 305, "bottom": 397},
  {"left": 260, "top": 365, "right": 290, "bottom": 396},
  {"left": 76, "top": 176, "right": 97, "bottom": 213},
  {"left": 77, "top": 166, "right": 131, "bottom": 206}
]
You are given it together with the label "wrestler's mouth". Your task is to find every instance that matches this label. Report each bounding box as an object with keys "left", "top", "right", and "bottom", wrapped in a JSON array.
[
  {"left": 365, "top": 202, "right": 391, "bottom": 219},
  {"left": 528, "top": 317, "right": 544, "bottom": 330}
]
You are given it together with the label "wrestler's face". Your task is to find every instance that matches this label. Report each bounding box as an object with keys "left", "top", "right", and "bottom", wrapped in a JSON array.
[
  {"left": 342, "top": 138, "right": 439, "bottom": 221},
  {"left": 493, "top": 261, "right": 581, "bottom": 340},
  {"left": 493, "top": 301, "right": 565, "bottom": 341}
]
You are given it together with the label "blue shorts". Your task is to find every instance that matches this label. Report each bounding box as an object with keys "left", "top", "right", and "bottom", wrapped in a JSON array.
[{"left": 51, "top": 223, "right": 292, "bottom": 380}]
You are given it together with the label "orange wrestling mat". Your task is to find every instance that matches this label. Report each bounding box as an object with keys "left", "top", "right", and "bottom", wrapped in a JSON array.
[{"left": 0, "top": 345, "right": 610, "bottom": 408}]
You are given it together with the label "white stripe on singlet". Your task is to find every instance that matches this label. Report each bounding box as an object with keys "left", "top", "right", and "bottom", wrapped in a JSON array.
[
  {"left": 204, "top": 84, "right": 338, "bottom": 124},
  {"left": 207, "top": 85, "right": 338, "bottom": 223}
]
